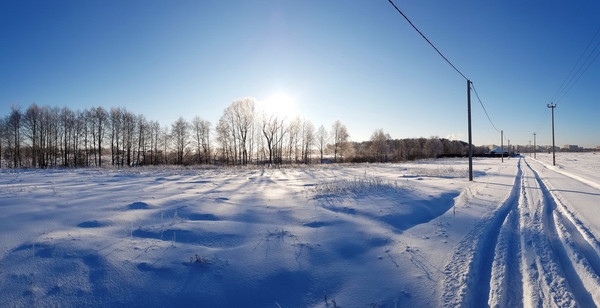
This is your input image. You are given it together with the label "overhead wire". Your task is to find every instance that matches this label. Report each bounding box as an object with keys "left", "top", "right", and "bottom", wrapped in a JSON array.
[
  {"left": 473, "top": 83, "right": 514, "bottom": 147},
  {"left": 549, "top": 25, "right": 600, "bottom": 104},
  {"left": 472, "top": 82, "right": 510, "bottom": 147},
  {"left": 555, "top": 44, "right": 600, "bottom": 103},
  {"left": 471, "top": 83, "right": 500, "bottom": 133},
  {"left": 386, "top": 0, "right": 469, "bottom": 81},
  {"left": 386, "top": 0, "right": 512, "bottom": 146}
]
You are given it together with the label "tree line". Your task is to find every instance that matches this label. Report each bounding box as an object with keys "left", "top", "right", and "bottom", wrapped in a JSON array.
[{"left": 0, "top": 99, "right": 487, "bottom": 169}]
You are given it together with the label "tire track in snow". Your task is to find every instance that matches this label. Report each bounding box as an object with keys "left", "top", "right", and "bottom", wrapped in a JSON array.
[
  {"left": 528, "top": 160, "right": 600, "bottom": 277},
  {"left": 466, "top": 159, "right": 523, "bottom": 307},
  {"left": 492, "top": 199, "right": 523, "bottom": 307},
  {"left": 443, "top": 159, "right": 523, "bottom": 307},
  {"left": 517, "top": 161, "right": 547, "bottom": 306},
  {"left": 525, "top": 160, "right": 597, "bottom": 306},
  {"left": 446, "top": 157, "right": 600, "bottom": 307},
  {"left": 557, "top": 205, "right": 600, "bottom": 277}
]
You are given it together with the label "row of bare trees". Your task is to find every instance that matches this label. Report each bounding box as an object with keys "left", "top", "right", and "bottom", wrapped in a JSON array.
[
  {"left": 0, "top": 99, "right": 349, "bottom": 168},
  {"left": 0, "top": 99, "right": 479, "bottom": 169},
  {"left": 352, "top": 132, "right": 480, "bottom": 163},
  {"left": 0, "top": 104, "right": 110, "bottom": 168},
  {"left": 213, "top": 98, "right": 348, "bottom": 166},
  {"left": 0, "top": 104, "right": 178, "bottom": 168}
]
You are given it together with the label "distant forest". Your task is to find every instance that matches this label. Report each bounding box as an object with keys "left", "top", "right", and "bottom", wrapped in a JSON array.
[{"left": 0, "top": 99, "right": 489, "bottom": 169}]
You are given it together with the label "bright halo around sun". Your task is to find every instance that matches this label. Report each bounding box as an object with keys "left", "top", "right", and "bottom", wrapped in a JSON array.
[{"left": 260, "top": 91, "right": 300, "bottom": 120}]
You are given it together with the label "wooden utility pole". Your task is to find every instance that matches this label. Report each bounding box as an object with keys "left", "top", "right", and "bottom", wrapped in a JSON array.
[
  {"left": 548, "top": 103, "right": 556, "bottom": 166},
  {"left": 501, "top": 130, "right": 504, "bottom": 163},
  {"left": 467, "top": 80, "right": 473, "bottom": 181},
  {"left": 533, "top": 133, "right": 537, "bottom": 158}
]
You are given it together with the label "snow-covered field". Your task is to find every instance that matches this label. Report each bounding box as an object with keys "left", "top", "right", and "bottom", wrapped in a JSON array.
[{"left": 1, "top": 153, "right": 599, "bottom": 307}]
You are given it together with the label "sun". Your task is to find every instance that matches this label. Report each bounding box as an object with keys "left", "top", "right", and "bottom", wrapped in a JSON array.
[{"left": 260, "top": 91, "right": 300, "bottom": 120}]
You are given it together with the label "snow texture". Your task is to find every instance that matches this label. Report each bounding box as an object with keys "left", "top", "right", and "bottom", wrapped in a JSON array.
[{"left": 1, "top": 153, "right": 599, "bottom": 307}]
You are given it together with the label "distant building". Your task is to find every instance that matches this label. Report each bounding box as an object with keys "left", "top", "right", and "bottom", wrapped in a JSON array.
[
  {"left": 563, "top": 145, "right": 580, "bottom": 151},
  {"left": 484, "top": 144, "right": 497, "bottom": 152},
  {"left": 490, "top": 147, "right": 508, "bottom": 155}
]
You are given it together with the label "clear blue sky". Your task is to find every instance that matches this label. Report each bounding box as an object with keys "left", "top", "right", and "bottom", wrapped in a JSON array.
[{"left": 2, "top": 1, "right": 599, "bottom": 147}]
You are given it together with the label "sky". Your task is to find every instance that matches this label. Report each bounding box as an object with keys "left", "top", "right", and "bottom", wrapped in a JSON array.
[{"left": 1, "top": 0, "right": 599, "bottom": 148}]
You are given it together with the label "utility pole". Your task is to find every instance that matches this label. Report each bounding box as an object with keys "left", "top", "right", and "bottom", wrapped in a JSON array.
[
  {"left": 501, "top": 130, "right": 504, "bottom": 163},
  {"left": 533, "top": 133, "right": 536, "bottom": 159},
  {"left": 467, "top": 80, "right": 473, "bottom": 181},
  {"left": 547, "top": 103, "right": 556, "bottom": 166},
  {"left": 529, "top": 140, "right": 532, "bottom": 157},
  {"left": 508, "top": 139, "right": 510, "bottom": 157}
]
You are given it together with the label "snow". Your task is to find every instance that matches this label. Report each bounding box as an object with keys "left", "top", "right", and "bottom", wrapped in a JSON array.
[{"left": 1, "top": 153, "right": 599, "bottom": 307}]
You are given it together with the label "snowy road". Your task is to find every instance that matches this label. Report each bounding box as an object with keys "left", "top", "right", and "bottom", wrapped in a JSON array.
[{"left": 444, "top": 155, "right": 600, "bottom": 307}]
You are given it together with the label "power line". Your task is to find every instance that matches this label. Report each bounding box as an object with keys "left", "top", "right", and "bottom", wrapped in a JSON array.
[
  {"left": 555, "top": 44, "right": 600, "bottom": 103},
  {"left": 472, "top": 83, "right": 513, "bottom": 145},
  {"left": 386, "top": 0, "right": 468, "bottom": 81},
  {"left": 471, "top": 83, "right": 500, "bottom": 133},
  {"left": 549, "top": 25, "right": 600, "bottom": 104}
]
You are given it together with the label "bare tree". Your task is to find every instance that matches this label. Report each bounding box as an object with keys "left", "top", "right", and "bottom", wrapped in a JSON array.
[
  {"left": 109, "top": 108, "right": 122, "bottom": 166},
  {"left": 331, "top": 120, "right": 349, "bottom": 163},
  {"left": 135, "top": 114, "right": 148, "bottom": 166},
  {"left": 218, "top": 109, "right": 237, "bottom": 165},
  {"left": 261, "top": 115, "right": 285, "bottom": 166},
  {"left": 148, "top": 120, "right": 161, "bottom": 165},
  {"left": 191, "top": 116, "right": 211, "bottom": 164},
  {"left": 201, "top": 120, "right": 211, "bottom": 164},
  {"left": 254, "top": 121, "right": 266, "bottom": 163},
  {"left": 58, "top": 107, "right": 74, "bottom": 166},
  {"left": 121, "top": 110, "right": 136, "bottom": 167},
  {"left": 171, "top": 117, "right": 190, "bottom": 165},
  {"left": 370, "top": 129, "right": 391, "bottom": 162},
  {"left": 276, "top": 118, "right": 288, "bottom": 165},
  {"left": 216, "top": 116, "right": 232, "bottom": 164},
  {"left": 161, "top": 125, "right": 170, "bottom": 165},
  {"left": 316, "top": 125, "right": 328, "bottom": 164},
  {"left": 191, "top": 116, "right": 203, "bottom": 164},
  {"left": 424, "top": 137, "right": 443, "bottom": 158},
  {"left": 231, "top": 98, "right": 255, "bottom": 165},
  {"left": 287, "top": 117, "right": 301, "bottom": 163},
  {"left": 301, "top": 118, "right": 315, "bottom": 164},
  {"left": 216, "top": 98, "right": 256, "bottom": 165},
  {"left": 42, "top": 107, "right": 61, "bottom": 167},
  {"left": 83, "top": 109, "right": 94, "bottom": 166},
  {"left": 7, "top": 106, "right": 23, "bottom": 168},
  {"left": 91, "top": 107, "right": 108, "bottom": 166},
  {"left": 23, "top": 104, "right": 42, "bottom": 167},
  {"left": 72, "top": 110, "right": 86, "bottom": 166}
]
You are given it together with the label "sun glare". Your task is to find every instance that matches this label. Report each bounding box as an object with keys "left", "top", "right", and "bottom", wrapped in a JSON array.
[{"left": 261, "top": 91, "right": 300, "bottom": 119}]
